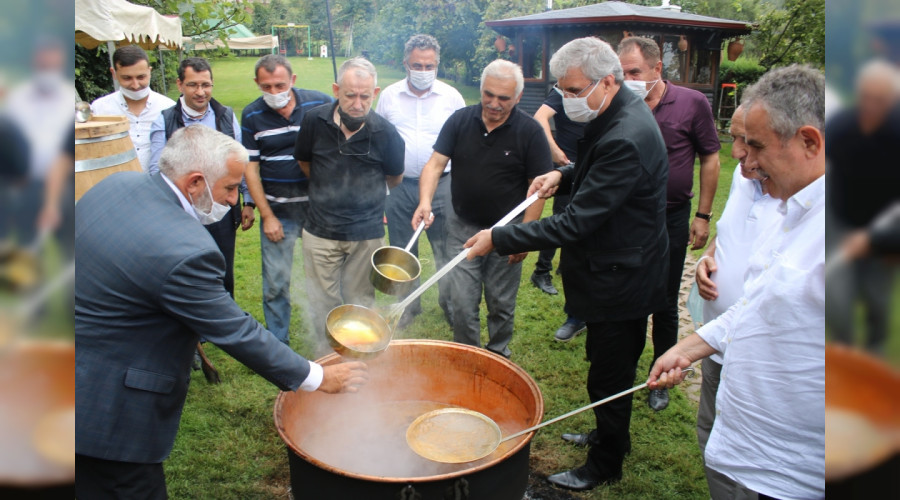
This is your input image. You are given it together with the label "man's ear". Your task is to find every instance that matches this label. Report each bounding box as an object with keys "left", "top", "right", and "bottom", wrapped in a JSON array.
[
  {"left": 797, "top": 125, "right": 823, "bottom": 158},
  {"left": 184, "top": 172, "right": 206, "bottom": 197}
]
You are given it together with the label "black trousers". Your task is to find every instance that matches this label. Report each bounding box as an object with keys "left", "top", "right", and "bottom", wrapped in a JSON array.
[
  {"left": 534, "top": 194, "right": 570, "bottom": 274},
  {"left": 583, "top": 317, "right": 648, "bottom": 478},
  {"left": 75, "top": 454, "right": 167, "bottom": 500},
  {"left": 204, "top": 203, "right": 241, "bottom": 297},
  {"left": 650, "top": 200, "right": 691, "bottom": 364}
]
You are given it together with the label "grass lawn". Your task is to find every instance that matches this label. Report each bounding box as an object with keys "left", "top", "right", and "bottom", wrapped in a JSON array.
[{"left": 166, "top": 54, "right": 745, "bottom": 499}]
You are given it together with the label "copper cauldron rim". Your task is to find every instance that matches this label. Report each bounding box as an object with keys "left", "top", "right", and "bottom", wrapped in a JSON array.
[{"left": 273, "top": 339, "right": 544, "bottom": 484}]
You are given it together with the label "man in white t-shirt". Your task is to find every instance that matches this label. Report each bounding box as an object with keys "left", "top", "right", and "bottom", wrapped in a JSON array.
[
  {"left": 650, "top": 65, "right": 826, "bottom": 500},
  {"left": 693, "top": 104, "right": 781, "bottom": 500},
  {"left": 375, "top": 34, "right": 465, "bottom": 327},
  {"left": 90, "top": 45, "right": 175, "bottom": 171}
]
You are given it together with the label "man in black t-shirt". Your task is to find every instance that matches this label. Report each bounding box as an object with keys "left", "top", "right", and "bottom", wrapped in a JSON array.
[
  {"left": 413, "top": 60, "right": 551, "bottom": 358},
  {"left": 294, "top": 58, "right": 405, "bottom": 341}
]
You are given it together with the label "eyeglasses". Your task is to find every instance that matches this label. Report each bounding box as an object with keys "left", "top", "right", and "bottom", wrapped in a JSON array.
[
  {"left": 553, "top": 81, "right": 598, "bottom": 99},
  {"left": 408, "top": 63, "right": 436, "bottom": 71},
  {"left": 184, "top": 82, "right": 214, "bottom": 90},
  {"left": 337, "top": 130, "right": 370, "bottom": 157}
]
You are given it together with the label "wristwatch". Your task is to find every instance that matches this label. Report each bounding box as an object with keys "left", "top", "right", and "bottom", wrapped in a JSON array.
[
  {"left": 244, "top": 202, "right": 256, "bottom": 209},
  {"left": 695, "top": 211, "right": 712, "bottom": 221}
]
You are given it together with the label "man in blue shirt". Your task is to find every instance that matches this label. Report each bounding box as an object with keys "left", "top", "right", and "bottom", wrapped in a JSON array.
[
  {"left": 149, "top": 57, "right": 253, "bottom": 297},
  {"left": 241, "top": 55, "right": 333, "bottom": 344}
]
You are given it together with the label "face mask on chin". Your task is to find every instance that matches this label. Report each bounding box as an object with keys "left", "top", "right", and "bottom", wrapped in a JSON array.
[
  {"left": 408, "top": 69, "right": 436, "bottom": 91},
  {"left": 180, "top": 96, "right": 207, "bottom": 119},
  {"left": 120, "top": 85, "right": 151, "bottom": 101},
  {"left": 189, "top": 177, "right": 231, "bottom": 225},
  {"left": 262, "top": 88, "right": 292, "bottom": 110},
  {"left": 562, "top": 82, "right": 606, "bottom": 123},
  {"left": 338, "top": 105, "right": 367, "bottom": 132}
]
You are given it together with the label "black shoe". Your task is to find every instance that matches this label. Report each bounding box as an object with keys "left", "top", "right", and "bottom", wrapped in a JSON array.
[
  {"left": 648, "top": 388, "right": 669, "bottom": 411},
  {"left": 530, "top": 272, "right": 558, "bottom": 295},
  {"left": 547, "top": 466, "right": 619, "bottom": 491},
  {"left": 561, "top": 433, "right": 591, "bottom": 447},
  {"left": 554, "top": 320, "right": 586, "bottom": 342}
]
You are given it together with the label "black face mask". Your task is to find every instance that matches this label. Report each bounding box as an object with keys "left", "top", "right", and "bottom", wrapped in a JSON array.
[{"left": 337, "top": 105, "right": 367, "bottom": 132}]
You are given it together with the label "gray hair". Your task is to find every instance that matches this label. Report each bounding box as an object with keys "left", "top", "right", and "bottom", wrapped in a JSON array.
[
  {"left": 403, "top": 34, "right": 441, "bottom": 65},
  {"left": 255, "top": 54, "right": 292, "bottom": 78},
  {"left": 480, "top": 59, "right": 524, "bottom": 97},
  {"left": 550, "top": 37, "right": 624, "bottom": 84},
  {"left": 337, "top": 57, "right": 378, "bottom": 88},
  {"left": 856, "top": 58, "right": 900, "bottom": 95},
  {"left": 741, "top": 64, "right": 825, "bottom": 143},
  {"left": 617, "top": 36, "right": 661, "bottom": 65},
  {"left": 158, "top": 125, "right": 248, "bottom": 183}
]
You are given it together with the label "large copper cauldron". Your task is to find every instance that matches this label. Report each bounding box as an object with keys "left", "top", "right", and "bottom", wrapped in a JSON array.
[{"left": 274, "top": 339, "right": 543, "bottom": 500}]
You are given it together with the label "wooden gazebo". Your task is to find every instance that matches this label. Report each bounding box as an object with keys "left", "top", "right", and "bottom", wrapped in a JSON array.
[{"left": 486, "top": 0, "right": 753, "bottom": 114}]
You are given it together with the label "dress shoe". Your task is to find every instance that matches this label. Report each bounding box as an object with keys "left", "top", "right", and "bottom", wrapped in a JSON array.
[
  {"left": 648, "top": 388, "right": 669, "bottom": 411},
  {"left": 554, "top": 319, "right": 586, "bottom": 342},
  {"left": 547, "top": 466, "right": 619, "bottom": 491},
  {"left": 530, "top": 272, "right": 558, "bottom": 295},
  {"left": 561, "top": 433, "right": 591, "bottom": 447}
]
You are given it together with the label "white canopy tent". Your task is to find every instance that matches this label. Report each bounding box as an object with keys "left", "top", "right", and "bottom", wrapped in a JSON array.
[
  {"left": 181, "top": 34, "right": 278, "bottom": 52},
  {"left": 75, "top": 0, "right": 183, "bottom": 51}
]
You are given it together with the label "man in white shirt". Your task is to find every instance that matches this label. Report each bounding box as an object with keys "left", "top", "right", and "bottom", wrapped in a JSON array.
[
  {"left": 649, "top": 64, "right": 826, "bottom": 500},
  {"left": 90, "top": 45, "right": 175, "bottom": 171},
  {"left": 375, "top": 34, "right": 465, "bottom": 327},
  {"left": 693, "top": 104, "right": 781, "bottom": 500}
]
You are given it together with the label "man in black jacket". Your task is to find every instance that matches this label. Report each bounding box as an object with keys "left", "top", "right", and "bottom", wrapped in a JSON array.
[
  {"left": 148, "top": 57, "right": 255, "bottom": 297},
  {"left": 466, "top": 37, "right": 669, "bottom": 491}
]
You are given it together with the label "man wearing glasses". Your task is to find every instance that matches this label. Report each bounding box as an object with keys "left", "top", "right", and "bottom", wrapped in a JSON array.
[
  {"left": 375, "top": 34, "right": 465, "bottom": 328},
  {"left": 464, "top": 38, "right": 668, "bottom": 490},
  {"left": 149, "top": 57, "right": 253, "bottom": 299},
  {"left": 293, "top": 57, "right": 405, "bottom": 344}
]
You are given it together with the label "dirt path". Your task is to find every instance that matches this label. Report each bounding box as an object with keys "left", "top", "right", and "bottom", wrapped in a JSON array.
[{"left": 646, "top": 253, "right": 703, "bottom": 404}]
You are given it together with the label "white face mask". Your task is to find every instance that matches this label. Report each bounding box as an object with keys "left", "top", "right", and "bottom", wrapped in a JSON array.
[
  {"left": 408, "top": 69, "right": 436, "bottom": 91},
  {"left": 120, "top": 85, "right": 150, "bottom": 101},
  {"left": 180, "top": 96, "right": 207, "bottom": 119},
  {"left": 189, "top": 177, "right": 231, "bottom": 225},
  {"left": 624, "top": 79, "right": 660, "bottom": 100},
  {"left": 262, "top": 88, "right": 292, "bottom": 110},
  {"left": 562, "top": 82, "right": 606, "bottom": 123}
]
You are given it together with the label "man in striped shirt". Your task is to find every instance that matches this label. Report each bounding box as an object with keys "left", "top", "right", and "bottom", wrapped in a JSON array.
[{"left": 242, "top": 55, "right": 333, "bottom": 344}]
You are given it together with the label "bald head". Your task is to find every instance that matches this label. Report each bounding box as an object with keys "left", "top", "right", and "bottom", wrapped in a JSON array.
[{"left": 856, "top": 59, "right": 900, "bottom": 134}]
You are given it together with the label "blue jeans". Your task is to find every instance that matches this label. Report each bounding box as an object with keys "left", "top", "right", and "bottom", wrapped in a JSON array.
[
  {"left": 385, "top": 174, "right": 453, "bottom": 319},
  {"left": 260, "top": 202, "right": 307, "bottom": 344}
]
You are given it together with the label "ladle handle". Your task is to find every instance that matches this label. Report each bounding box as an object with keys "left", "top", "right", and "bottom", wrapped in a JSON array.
[
  {"left": 393, "top": 194, "right": 540, "bottom": 313},
  {"left": 500, "top": 367, "right": 695, "bottom": 443},
  {"left": 404, "top": 216, "right": 429, "bottom": 253}
]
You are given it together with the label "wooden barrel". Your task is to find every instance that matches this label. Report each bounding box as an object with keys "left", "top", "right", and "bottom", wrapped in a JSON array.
[{"left": 74, "top": 115, "right": 143, "bottom": 201}]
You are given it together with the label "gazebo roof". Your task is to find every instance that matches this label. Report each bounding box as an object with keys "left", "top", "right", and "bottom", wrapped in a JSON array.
[{"left": 486, "top": 1, "right": 752, "bottom": 37}]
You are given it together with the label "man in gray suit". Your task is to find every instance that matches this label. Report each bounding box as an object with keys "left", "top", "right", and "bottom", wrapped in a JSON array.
[{"left": 74, "top": 125, "right": 368, "bottom": 499}]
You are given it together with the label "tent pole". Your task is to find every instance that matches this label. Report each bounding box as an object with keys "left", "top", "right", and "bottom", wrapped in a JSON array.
[
  {"left": 158, "top": 48, "right": 167, "bottom": 95},
  {"left": 107, "top": 41, "right": 119, "bottom": 91},
  {"left": 324, "top": 0, "right": 338, "bottom": 82}
]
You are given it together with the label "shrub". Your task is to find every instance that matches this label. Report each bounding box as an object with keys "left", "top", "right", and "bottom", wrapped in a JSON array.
[{"left": 719, "top": 58, "right": 767, "bottom": 102}]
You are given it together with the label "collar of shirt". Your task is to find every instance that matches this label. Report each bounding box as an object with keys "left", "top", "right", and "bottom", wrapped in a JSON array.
[
  {"left": 181, "top": 104, "right": 216, "bottom": 127},
  {"left": 474, "top": 103, "right": 518, "bottom": 133},
  {"left": 160, "top": 173, "right": 199, "bottom": 220},
  {"left": 777, "top": 174, "right": 826, "bottom": 224},
  {"left": 655, "top": 80, "right": 675, "bottom": 107}
]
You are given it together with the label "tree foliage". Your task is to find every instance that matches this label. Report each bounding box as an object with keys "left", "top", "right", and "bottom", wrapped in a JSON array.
[
  {"left": 754, "top": 0, "right": 824, "bottom": 69},
  {"left": 132, "top": 0, "right": 250, "bottom": 43}
]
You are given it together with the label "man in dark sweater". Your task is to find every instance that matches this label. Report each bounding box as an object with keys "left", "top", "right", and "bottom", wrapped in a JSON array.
[{"left": 825, "top": 59, "right": 900, "bottom": 354}]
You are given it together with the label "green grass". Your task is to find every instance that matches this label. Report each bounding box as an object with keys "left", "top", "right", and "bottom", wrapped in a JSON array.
[{"left": 165, "top": 55, "right": 740, "bottom": 499}]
